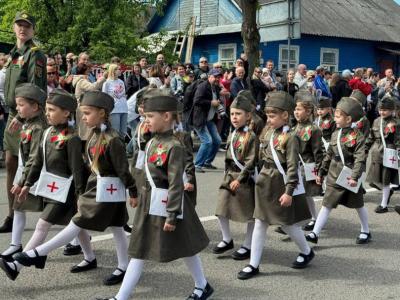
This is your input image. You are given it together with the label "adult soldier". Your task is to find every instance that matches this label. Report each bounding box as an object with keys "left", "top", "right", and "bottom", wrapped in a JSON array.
[{"left": 0, "top": 12, "right": 46, "bottom": 233}]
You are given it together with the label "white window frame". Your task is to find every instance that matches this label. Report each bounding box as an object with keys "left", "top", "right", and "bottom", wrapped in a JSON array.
[
  {"left": 320, "top": 48, "right": 339, "bottom": 72},
  {"left": 218, "top": 43, "right": 237, "bottom": 68},
  {"left": 278, "top": 44, "right": 300, "bottom": 71}
]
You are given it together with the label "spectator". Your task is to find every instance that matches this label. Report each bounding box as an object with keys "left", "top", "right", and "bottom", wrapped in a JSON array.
[
  {"left": 349, "top": 68, "right": 372, "bottom": 96},
  {"left": 378, "top": 77, "right": 399, "bottom": 100},
  {"left": 230, "top": 66, "right": 248, "bottom": 98},
  {"left": 192, "top": 68, "right": 222, "bottom": 172},
  {"left": 126, "top": 63, "right": 148, "bottom": 98},
  {"left": 148, "top": 64, "right": 169, "bottom": 89},
  {"left": 194, "top": 57, "right": 209, "bottom": 79},
  {"left": 71, "top": 52, "right": 94, "bottom": 81},
  {"left": 240, "top": 52, "right": 249, "bottom": 80},
  {"left": 171, "top": 64, "right": 186, "bottom": 100},
  {"left": 330, "top": 70, "right": 352, "bottom": 107},
  {"left": 220, "top": 68, "right": 233, "bottom": 93},
  {"left": 249, "top": 67, "right": 269, "bottom": 112},
  {"left": 185, "top": 62, "right": 195, "bottom": 72},
  {"left": 53, "top": 52, "right": 64, "bottom": 76},
  {"left": 102, "top": 63, "right": 128, "bottom": 138},
  {"left": 46, "top": 64, "right": 59, "bottom": 94},
  {"left": 65, "top": 52, "right": 75, "bottom": 76},
  {"left": 324, "top": 70, "right": 332, "bottom": 86},
  {"left": 314, "top": 66, "right": 332, "bottom": 98},
  {"left": 139, "top": 57, "right": 148, "bottom": 78},
  {"left": 231, "top": 58, "right": 244, "bottom": 79},
  {"left": 0, "top": 53, "right": 7, "bottom": 163},
  {"left": 378, "top": 68, "right": 395, "bottom": 88},
  {"left": 294, "top": 64, "right": 308, "bottom": 90},
  {"left": 156, "top": 53, "right": 165, "bottom": 66},
  {"left": 282, "top": 68, "right": 299, "bottom": 97},
  {"left": 110, "top": 56, "right": 125, "bottom": 82}
]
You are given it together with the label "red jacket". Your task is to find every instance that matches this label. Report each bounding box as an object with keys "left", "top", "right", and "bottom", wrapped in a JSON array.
[{"left": 349, "top": 77, "right": 372, "bottom": 96}]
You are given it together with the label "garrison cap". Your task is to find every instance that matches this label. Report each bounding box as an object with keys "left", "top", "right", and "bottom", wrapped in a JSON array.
[
  {"left": 80, "top": 91, "right": 114, "bottom": 113},
  {"left": 47, "top": 89, "right": 77, "bottom": 112},
  {"left": 265, "top": 91, "right": 295, "bottom": 112},
  {"left": 350, "top": 89, "right": 367, "bottom": 106},
  {"left": 14, "top": 11, "right": 35, "bottom": 27},
  {"left": 15, "top": 83, "right": 47, "bottom": 106},
  {"left": 231, "top": 94, "right": 253, "bottom": 112},
  {"left": 237, "top": 90, "right": 256, "bottom": 106},
  {"left": 378, "top": 96, "right": 396, "bottom": 110},
  {"left": 294, "top": 90, "right": 316, "bottom": 104},
  {"left": 143, "top": 89, "right": 178, "bottom": 112},
  {"left": 336, "top": 97, "right": 364, "bottom": 121},
  {"left": 317, "top": 96, "right": 332, "bottom": 108}
]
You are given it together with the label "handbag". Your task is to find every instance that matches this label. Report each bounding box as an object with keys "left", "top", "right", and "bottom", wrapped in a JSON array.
[
  {"left": 13, "top": 148, "right": 38, "bottom": 195},
  {"left": 380, "top": 118, "right": 399, "bottom": 170},
  {"left": 298, "top": 154, "right": 317, "bottom": 182}
]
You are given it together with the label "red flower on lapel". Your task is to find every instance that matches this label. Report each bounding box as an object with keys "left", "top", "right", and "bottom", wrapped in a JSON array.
[
  {"left": 384, "top": 122, "right": 396, "bottom": 135},
  {"left": 298, "top": 126, "right": 312, "bottom": 141},
  {"left": 341, "top": 130, "right": 358, "bottom": 147},
  {"left": 321, "top": 119, "right": 331, "bottom": 129},
  {"left": 21, "top": 128, "right": 32, "bottom": 143},
  {"left": 50, "top": 129, "right": 69, "bottom": 149},
  {"left": 149, "top": 144, "right": 168, "bottom": 166}
]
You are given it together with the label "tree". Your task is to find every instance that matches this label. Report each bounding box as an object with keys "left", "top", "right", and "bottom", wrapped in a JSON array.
[{"left": 240, "top": 0, "right": 260, "bottom": 76}]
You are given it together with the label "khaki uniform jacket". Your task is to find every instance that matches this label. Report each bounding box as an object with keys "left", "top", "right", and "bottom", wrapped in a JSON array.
[{"left": 316, "top": 114, "right": 336, "bottom": 143}]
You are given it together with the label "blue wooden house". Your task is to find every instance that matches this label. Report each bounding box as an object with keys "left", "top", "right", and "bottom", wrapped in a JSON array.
[{"left": 148, "top": 0, "right": 400, "bottom": 74}]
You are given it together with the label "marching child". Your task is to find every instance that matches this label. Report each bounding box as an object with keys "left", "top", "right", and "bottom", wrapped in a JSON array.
[
  {"left": 0, "top": 83, "right": 47, "bottom": 262},
  {"left": 306, "top": 97, "right": 371, "bottom": 245},
  {"left": 214, "top": 93, "right": 258, "bottom": 260},
  {"left": 238, "top": 91, "right": 314, "bottom": 280},
  {"left": 98, "top": 91, "right": 213, "bottom": 300},
  {"left": 366, "top": 96, "right": 400, "bottom": 213},
  {"left": 350, "top": 89, "right": 370, "bottom": 137},
  {"left": 293, "top": 91, "right": 324, "bottom": 231},
  {"left": 316, "top": 96, "right": 335, "bottom": 152},
  {"left": 1, "top": 91, "right": 138, "bottom": 286}
]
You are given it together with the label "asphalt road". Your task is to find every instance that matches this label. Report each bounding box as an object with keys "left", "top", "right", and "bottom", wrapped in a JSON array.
[{"left": 0, "top": 152, "right": 400, "bottom": 300}]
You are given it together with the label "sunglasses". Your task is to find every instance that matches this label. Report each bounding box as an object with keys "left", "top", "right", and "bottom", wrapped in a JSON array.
[
  {"left": 47, "top": 72, "right": 56, "bottom": 75},
  {"left": 200, "top": 61, "right": 208, "bottom": 63}
]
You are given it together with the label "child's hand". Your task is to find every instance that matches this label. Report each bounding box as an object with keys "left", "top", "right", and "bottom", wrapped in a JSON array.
[
  {"left": 184, "top": 183, "right": 194, "bottom": 192},
  {"left": 316, "top": 176, "right": 323, "bottom": 185},
  {"left": 163, "top": 222, "right": 176, "bottom": 232},
  {"left": 11, "top": 184, "right": 22, "bottom": 196},
  {"left": 229, "top": 180, "right": 240, "bottom": 192},
  {"left": 129, "top": 197, "right": 138, "bottom": 208},
  {"left": 17, "top": 186, "right": 30, "bottom": 203},
  {"left": 348, "top": 178, "right": 358, "bottom": 187},
  {"left": 279, "top": 193, "right": 293, "bottom": 207}
]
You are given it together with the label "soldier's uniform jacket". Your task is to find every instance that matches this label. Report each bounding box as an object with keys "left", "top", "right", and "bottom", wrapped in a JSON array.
[
  {"left": 128, "top": 130, "right": 209, "bottom": 262},
  {"left": 354, "top": 115, "right": 370, "bottom": 137},
  {"left": 316, "top": 114, "right": 336, "bottom": 142},
  {"left": 216, "top": 126, "right": 258, "bottom": 222},
  {"left": 250, "top": 112, "right": 265, "bottom": 137}
]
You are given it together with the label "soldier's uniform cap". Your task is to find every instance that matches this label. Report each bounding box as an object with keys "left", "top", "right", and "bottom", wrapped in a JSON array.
[
  {"left": 231, "top": 93, "right": 253, "bottom": 112},
  {"left": 336, "top": 97, "right": 363, "bottom": 121},
  {"left": 14, "top": 12, "right": 35, "bottom": 27},
  {"left": 378, "top": 96, "right": 396, "bottom": 110},
  {"left": 294, "top": 90, "right": 316, "bottom": 104},
  {"left": 350, "top": 89, "right": 367, "bottom": 106},
  {"left": 317, "top": 96, "right": 332, "bottom": 108},
  {"left": 237, "top": 90, "right": 256, "bottom": 106},
  {"left": 80, "top": 91, "right": 114, "bottom": 112},
  {"left": 47, "top": 89, "right": 77, "bottom": 112},
  {"left": 15, "top": 83, "right": 47, "bottom": 106},
  {"left": 265, "top": 91, "right": 295, "bottom": 112},
  {"left": 144, "top": 89, "right": 178, "bottom": 112}
]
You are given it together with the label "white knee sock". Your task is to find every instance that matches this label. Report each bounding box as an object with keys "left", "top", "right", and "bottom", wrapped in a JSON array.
[
  {"left": 183, "top": 255, "right": 207, "bottom": 297},
  {"left": 312, "top": 206, "right": 332, "bottom": 236},
  {"left": 217, "top": 216, "right": 232, "bottom": 247},
  {"left": 381, "top": 186, "right": 391, "bottom": 208},
  {"left": 27, "top": 221, "right": 81, "bottom": 257},
  {"left": 306, "top": 197, "right": 317, "bottom": 220},
  {"left": 24, "top": 218, "right": 52, "bottom": 251},
  {"left": 70, "top": 237, "right": 80, "bottom": 246},
  {"left": 356, "top": 207, "right": 370, "bottom": 235},
  {"left": 237, "top": 221, "right": 254, "bottom": 254},
  {"left": 282, "top": 224, "right": 311, "bottom": 256},
  {"left": 244, "top": 219, "right": 268, "bottom": 272},
  {"left": 2, "top": 211, "right": 26, "bottom": 256},
  {"left": 75, "top": 229, "right": 96, "bottom": 267},
  {"left": 115, "top": 259, "right": 144, "bottom": 300},
  {"left": 110, "top": 227, "right": 129, "bottom": 275}
]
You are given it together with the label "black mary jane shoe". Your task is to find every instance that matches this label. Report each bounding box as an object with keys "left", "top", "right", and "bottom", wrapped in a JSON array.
[
  {"left": 231, "top": 247, "right": 251, "bottom": 260},
  {"left": 13, "top": 249, "right": 47, "bottom": 269},
  {"left": 212, "top": 240, "right": 234, "bottom": 254},
  {"left": 356, "top": 232, "right": 371, "bottom": 244},
  {"left": 303, "top": 220, "right": 316, "bottom": 231},
  {"left": 237, "top": 264, "right": 259, "bottom": 280},
  {"left": 291, "top": 249, "right": 315, "bottom": 269},
  {"left": 0, "top": 258, "right": 19, "bottom": 281},
  {"left": 123, "top": 224, "right": 132, "bottom": 233},
  {"left": 63, "top": 243, "right": 83, "bottom": 256},
  {"left": 0, "top": 244, "right": 23, "bottom": 262},
  {"left": 186, "top": 282, "right": 214, "bottom": 300},
  {"left": 374, "top": 205, "right": 389, "bottom": 214},
  {"left": 103, "top": 268, "right": 126, "bottom": 286},
  {"left": 70, "top": 258, "right": 97, "bottom": 273},
  {"left": 305, "top": 232, "right": 318, "bottom": 244}
]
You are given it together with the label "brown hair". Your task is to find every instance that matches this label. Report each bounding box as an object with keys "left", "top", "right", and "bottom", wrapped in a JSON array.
[
  {"left": 296, "top": 100, "right": 315, "bottom": 122},
  {"left": 265, "top": 107, "right": 289, "bottom": 149},
  {"left": 90, "top": 109, "right": 110, "bottom": 173}
]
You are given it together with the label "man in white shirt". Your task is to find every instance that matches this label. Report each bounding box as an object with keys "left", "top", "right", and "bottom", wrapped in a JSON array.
[{"left": 294, "top": 64, "right": 309, "bottom": 90}]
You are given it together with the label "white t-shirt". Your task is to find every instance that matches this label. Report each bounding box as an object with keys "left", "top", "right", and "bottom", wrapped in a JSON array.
[{"left": 102, "top": 79, "right": 128, "bottom": 114}]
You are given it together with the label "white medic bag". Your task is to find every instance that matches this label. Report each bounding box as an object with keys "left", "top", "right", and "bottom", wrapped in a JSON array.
[
  {"left": 145, "top": 139, "right": 183, "bottom": 219},
  {"left": 87, "top": 135, "right": 127, "bottom": 203},
  {"left": 13, "top": 148, "right": 38, "bottom": 195},
  {"left": 335, "top": 129, "right": 366, "bottom": 193},
  {"left": 380, "top": 118, "right": 399, "bottom": 170},
  {"left": 34, "top": 128, "right": 73, "bottom": 203},
  {"left": 134, "top": 122, "right": 146, "bottom": 170},
  {"left": 298, "top": 154, "right": 318, "bottom": 182},
  {"left": 269, "top": 133, "right": 305, "bottom": 196}
]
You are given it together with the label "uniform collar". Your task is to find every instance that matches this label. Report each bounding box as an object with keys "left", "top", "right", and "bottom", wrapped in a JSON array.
[
  {"left": 155, "top": 129, "right": 173, "bottom": 138},
  {"left": 14, "top": 39, "right": 34, "bottom": 56}
]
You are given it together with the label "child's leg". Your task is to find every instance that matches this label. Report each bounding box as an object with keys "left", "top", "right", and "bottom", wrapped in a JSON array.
[
  {"left": 281, "top": 224, "right": 311, "bottom": 256},
  {"left": 306, "top": 196, "right": 317, "bottom": 221},
  {"left": 237, "top": 221, "right": 254, "bottom": 254},
  {"left": 217, "top": 216, "right": 232, "bottom": 246},
  {"left": 114, "top": 258, "right": 145, "bottom": 300},
  {"left": 110, "top": 227, "right": 129, "bottom": 275},
  {"left": 24, "top": 218, "right": 52, "bottom": 251},
  {"left": 2, "top": 210, "right": 26, "bottom": 255},
  {"left": 70, "top": 237, "right": 80, "bottom": 247},
  {"left": 245, "top": 219, "right": 268, "bottom": 271},
  {"left": 183, "top": 255, "right": 208, "bottom": 297},
  {"left": 74, "top": 229, "right": 96, "bottom": 267},
  {"left": 356, "top": 207, "right": 370, "bottom": 236},
  {"left": 380, "top": 185, "right": 391, "bottom": 208},
  {"left": 312, "top": 206, "right": 332, "bottom": 236}
]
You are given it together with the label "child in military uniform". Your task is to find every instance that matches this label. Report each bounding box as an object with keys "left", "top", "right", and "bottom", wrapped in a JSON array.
[
  {"left": 214, "top": 93, "right": 258, "bottom": 260},
  {"left": 366, "top": 96, "right": 400, "bottom": 213},
  {"left": 293, "top": 91, "right": 323, "bottom": 231},
  {"left": 350, "top": 89, "right": 370, "bottom": 137},
  {"left": 0, "top": 83, "right": 47, "bottom": 262},
  {"left": 2, "top": 91, "right": 138, "bottom": 286},
  {"left": 316, "top": 96, "right": 335, "bottom": 151},
  {"left": 306, "top": 97, "right": 371, "bottom": 245},
  {"left": 99, "top": 92, "right": 213, "bottom": 300},
  {"left": 238, "top": 91, "right": 314, "bottom": 280}
]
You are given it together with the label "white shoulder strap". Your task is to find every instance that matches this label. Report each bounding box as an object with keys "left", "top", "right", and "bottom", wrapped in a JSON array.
[
  {"left": 41, "top": 127, "right": 52, "bottom": 172},
  {"left": 337, "top": 129, "right": 345, "bottom": 165},
  {"left": 144, "top": 138, "right": 156, "bottom": 188},
  {"left": 86, "top": 133, "right": 99, "bottom": 176},
  {"left": 379, "top": 118, "right": 387, "bottom": 149},
  {"left": 229, "top": 130, "right": 245, "bottom": 171},
  {"left": 269, "top": 132, "right": 287, "bottom": 178}
]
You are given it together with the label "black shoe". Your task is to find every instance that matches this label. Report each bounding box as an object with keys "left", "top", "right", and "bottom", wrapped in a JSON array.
[
  {"left": 395, "top": 206, "right": 400, "bottom": 215},
  {"left": 123, "top": 224, "right": 132, "bottom": 233},
  {"left": 212, "top": 240, "right": 234, "bottom": 254},
  {"left": 203, "top": 164, "right": 217, "bottom": 170},
  {"left": 292, "top": 249, "right": 315, "bottom": 269},
  {"left": 70, "top": 258, "right": 97, "bottom": 273},
  {"left": 0, "top": 244, "right": 22, "bottom": 262},
  {"left": 103, "top": 268, "right": 126, "bottom": 286},
  {"left": 231, "top": 247, "right": 251, "bottom": 260},
  {"left": 356, "top": 232, "right": 371, "bottom": 244},
  {"left": 13, "top": 249, "right": 47, "bottom": 269},
  {"left": 375, "top": 205, "right": 388, "bottom": 214},
  {"left": 63, "top": 243, "right": 83, "bottom": 256},
  {"left": 0, "top": 258, "right": 19, "bottom": 281},
  {"left": 237, "top": 264, "right": 259, "bottom": 280},
  {"left": 0, "top": 216, "right": 13, "bottom": 233},
  {"left": 186, "top": 282, "right": 214, "bottom": 300},
  {"left": 275, "top": 226, "right": 287, "bottom": 235},
  {"left": 305, "top": 232, "right": 318, "bottom": 244},
  {"left": 303, "top": 220, "right": 316, "bottom": 231}
]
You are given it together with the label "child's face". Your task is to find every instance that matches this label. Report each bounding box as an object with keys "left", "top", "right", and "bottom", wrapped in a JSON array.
[
  {"left": 266, "top": 110, "right": 288, "bottom": 129},
  {"left": 46, "top": 103, "right": 70, "bottom": 126},
  {"left": 144, "top": 111, "right": 173, "bottom": 133},
  {"left": 230, "top": 108, "right": 250, "bottom": 129},
  {"left": 80, "top": 106, "right": 104, "bottom": 128},
  {"left": 294, "top": 103, "right": 310, "bottom": 122},
  {"left": 16, "top": 97, "right": 39, "bottom": 119},
  {"left": 317, "top": 107, "right": 331, "bottom": 117},
  {"left": 379, "top": 109, "right": 393, "bottom": 119},
  {"left": 334, "top": 109, "right": 352, "bottom": 128}
]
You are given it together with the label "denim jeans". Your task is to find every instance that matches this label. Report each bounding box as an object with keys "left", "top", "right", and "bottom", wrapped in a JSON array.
[
  {"left": 110, "top": 113, "right": 128, "bottom": 138},
  {"left": 194, "top": 121, "right": 221, "bottom": 167}
]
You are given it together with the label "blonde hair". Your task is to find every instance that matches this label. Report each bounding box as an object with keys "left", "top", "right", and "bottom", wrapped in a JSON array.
[
  {"left": 90, "top": 109, "right": 110, "bottom": 173},
  {"left": 265, "top": 107, "right": 289, "bottom": 149},
  {"left": 296, "top": 100, "right": 315, "bottom": 122},
  {"left": 108, "top": 63, "right": 119, "bottom": 80}
]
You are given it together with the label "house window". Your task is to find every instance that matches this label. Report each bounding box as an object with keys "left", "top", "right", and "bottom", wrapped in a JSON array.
[
  {"left": 218, "top": 43, "right": 237, "bottom": 68},
  {"left": 278, "top": 45, "right": 299, "bottom": 71},
  {"left": 320, "top": 48, "right": 339, "bottom": 72}
]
